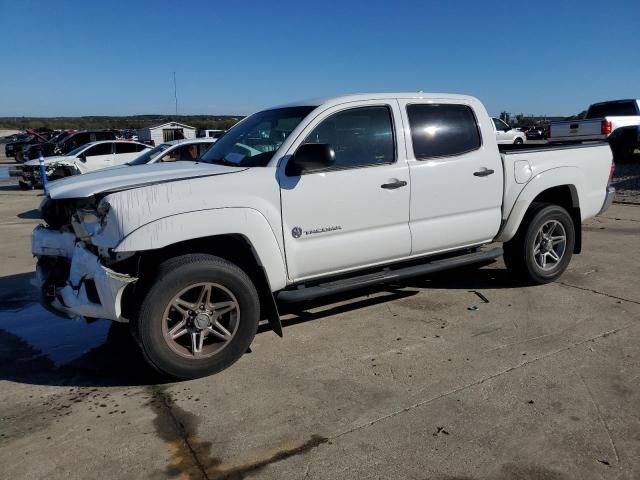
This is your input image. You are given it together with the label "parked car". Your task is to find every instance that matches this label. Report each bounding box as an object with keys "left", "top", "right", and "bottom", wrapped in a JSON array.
[
  {"left": 549, "top": 99, "right": 640, "bottom": 162},
  {"left": 1, "top": 133, "right": 28, "bottom": 144},
  {"left": 5, "top": 133, "right": 47, "bottom": 161},
  {"left": 22, "top": 130, "right": 117, "bottom": 162},
  {"left": 33, "top": 92, "right": 614, "bottom": 379},
  {"left": 127, "top": 138, "right": 216, "bottom": 166},
  {"left": 492, "top": 117, "right": 527, "bottom": 144},
  {"left": 19, "top": 140, "right": 151, "bottom": 189},
  {"left": 525, "top": 125, "right": 547, "bottom": 140}
]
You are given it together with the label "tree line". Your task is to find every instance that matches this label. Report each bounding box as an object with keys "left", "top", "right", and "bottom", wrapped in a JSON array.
[{"left": 0, "top": 115, "right": 242, "bottom": 131}]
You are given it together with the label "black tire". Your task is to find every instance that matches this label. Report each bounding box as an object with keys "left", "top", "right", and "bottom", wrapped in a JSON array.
[
  {"left": 18, "top": 179, "right": 33, "bottom": 191},
  {"left": 514, "top": 137, "right": 524, "bottom": 145},
  {"left": 503, "top": 203, "right": 575, "bottom": 284},
  {"left": 15, "top": 150, "right": 24, "bottom": 163},
  {"left": 133, "top": 254, "right": 260, "bottom": 379}
]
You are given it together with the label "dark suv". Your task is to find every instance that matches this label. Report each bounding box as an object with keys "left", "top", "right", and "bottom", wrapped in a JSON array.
[
  {"left": 5, "top": 135, "right": 47, "bottom": 162},
  {"left": 23, "top": 130, "right": 117, "bottom": 161}
]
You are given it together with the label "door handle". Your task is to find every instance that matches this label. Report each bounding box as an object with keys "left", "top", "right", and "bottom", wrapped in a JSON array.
[
  {"left": 380, "top": 180, "right": 407, "bottom": 189},
  {"left": 473, "top": 168, "right": 495, "bottom": 177}
]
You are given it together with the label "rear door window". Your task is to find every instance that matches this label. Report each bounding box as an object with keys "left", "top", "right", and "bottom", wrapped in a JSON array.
[{"left": 407, "top": 104, "right": 481, "bottom": 159}]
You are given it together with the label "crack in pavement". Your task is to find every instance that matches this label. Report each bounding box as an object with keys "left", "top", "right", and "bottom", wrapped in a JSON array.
[
  {"left": 148, "top": 384, "right": 329, "bottom": 479},
  {"left": 149, "top": 385, "right": 212, "bottom": 480},
  {"left": 558, "top": 282, "right": 640, "bottom": 306},
  {"left": 577, "top": 371, "right": 621, "bottom": 467},
  {"left": 329, "top": 325, "right": 635, "bottom": 442}
]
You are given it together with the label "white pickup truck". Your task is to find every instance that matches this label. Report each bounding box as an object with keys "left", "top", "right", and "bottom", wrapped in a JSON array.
[
  {"left": 32, "top": 93, "right": 615, "bottom": 379},
  {"left": 549, "top": 99, "right": 640, "bottom": 162}
]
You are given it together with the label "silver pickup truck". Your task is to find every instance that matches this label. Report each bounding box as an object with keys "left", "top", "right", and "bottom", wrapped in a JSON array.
[{"left": 549, "top": 99, "right": 640, "bottom": 162}]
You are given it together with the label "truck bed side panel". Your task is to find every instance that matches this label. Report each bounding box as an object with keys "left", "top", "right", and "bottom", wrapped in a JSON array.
[{"left": 497, "top": 143, "right": 612, "bottom": 242}]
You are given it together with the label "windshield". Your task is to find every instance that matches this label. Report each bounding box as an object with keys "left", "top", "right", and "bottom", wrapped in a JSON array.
[
  {"left": 200, "top": 106, "right": 317, "bottom": 167},
  {"left": 127, "top": 143, "right": 172, "bottom": 165},
  {"left": 65, "top": 144, "right": 88, "bottom": 156}
]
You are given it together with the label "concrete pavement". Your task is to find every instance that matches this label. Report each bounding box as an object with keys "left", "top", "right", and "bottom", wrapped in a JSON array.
[{"left": 0, "top": 181, "right": 638, "bottom": 479}]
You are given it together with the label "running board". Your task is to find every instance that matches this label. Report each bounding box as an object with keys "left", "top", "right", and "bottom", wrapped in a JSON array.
[{"left": 277, "top": 248, "right": 503, "bottom": 303}]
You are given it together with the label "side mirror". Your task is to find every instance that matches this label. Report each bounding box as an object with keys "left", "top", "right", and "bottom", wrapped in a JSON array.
[
  {"left": 78, "top": 153, "right": 87, "bottom": 162},
  {"left": 287, "top": 143, "right": 335, "bottom": 175}
]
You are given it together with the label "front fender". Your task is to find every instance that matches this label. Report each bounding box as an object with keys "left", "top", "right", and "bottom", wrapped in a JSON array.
[
  {"left": 496, "top": 167, "right": 583, "bottom": 242},
  {"left": 114, "top": 208, "right": 288, "bottom": 291}
]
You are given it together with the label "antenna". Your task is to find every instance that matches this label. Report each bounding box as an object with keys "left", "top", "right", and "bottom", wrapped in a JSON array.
[{"left": 173, "top": 71, "right": 178, "bottom": 115}]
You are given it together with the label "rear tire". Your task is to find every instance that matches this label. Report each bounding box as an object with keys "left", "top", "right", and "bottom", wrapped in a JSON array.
[
  {"left": 503, "top": 203, "right": 575, "bottom": 284},
  {"left": 15, "top": 150, "right": 24, "bottom": 163},
  {"left": 514, "top": 137, "right": 524, "bottom": 145},
  {"left": 133, "top": 254, "right": 260, "bottom": 379}
]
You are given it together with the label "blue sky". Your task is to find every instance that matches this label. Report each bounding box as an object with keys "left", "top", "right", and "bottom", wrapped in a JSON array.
[{"left": 0, "top": 0, "right": 638, "bottom": 117}]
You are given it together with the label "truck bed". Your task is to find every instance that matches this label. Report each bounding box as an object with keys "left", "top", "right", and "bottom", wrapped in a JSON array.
[{"left": 497, "top": 141, "right": 613, "bottom": 241}]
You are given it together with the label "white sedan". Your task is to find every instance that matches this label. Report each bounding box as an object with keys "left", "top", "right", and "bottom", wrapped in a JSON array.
[
  {"left": 492, "top": 117, "right": 527, "bottom": 144},
  {"left": 20, "top": 140, "right": 152, "bottom": 189}
]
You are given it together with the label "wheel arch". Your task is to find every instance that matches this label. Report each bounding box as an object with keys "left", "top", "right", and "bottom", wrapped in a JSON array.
[
  {"left": 114, "top": 208, "right": 288, "bottom": 290},
  {"left": 121, "top": 233, "right": 283, "bottom": 337},
  {"left": 116, "top": 209, "right": 286, "bottom": 337},
  {"left": 497, "top": 168, "right": 583, "bottom": 253}
]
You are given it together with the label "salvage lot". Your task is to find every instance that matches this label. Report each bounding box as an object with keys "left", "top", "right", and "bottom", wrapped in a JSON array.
[{"left": 0, "top": 153, "right": 639, "bottom": 479}]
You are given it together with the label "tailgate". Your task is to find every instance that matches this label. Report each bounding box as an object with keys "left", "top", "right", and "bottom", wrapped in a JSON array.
[{"left": 549, "top": 118, "right": 604, "bottom": 141}]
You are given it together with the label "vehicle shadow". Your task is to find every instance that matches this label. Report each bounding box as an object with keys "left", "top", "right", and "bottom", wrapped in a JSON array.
[
  {"left": 403, "top": 265, "right": 529, "bottom": 290},
  {"left": 0, "top": 271, "right": 163, "bottom": 388},
  {"left": 0, "top": 264, "right": 523, "bottom": 388},
  {"left": 270, "top": 263, "right": 526, "bottom": 333},
  {"left": 17, "top": 208, "right": 41, "bottom": 219}
]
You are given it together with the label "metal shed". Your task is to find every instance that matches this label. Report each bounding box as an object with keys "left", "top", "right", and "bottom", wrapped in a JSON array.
[{"left": 135, "top": 122, "right": 196, "bottom": 146}]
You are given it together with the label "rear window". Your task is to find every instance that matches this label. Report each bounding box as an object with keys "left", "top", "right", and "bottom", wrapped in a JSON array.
[
  {"left": 586, "top": 101, "right": 638, "bottom": 119},
  {"left": 407, "top": 104, "right": 481, "bottom": 159}
]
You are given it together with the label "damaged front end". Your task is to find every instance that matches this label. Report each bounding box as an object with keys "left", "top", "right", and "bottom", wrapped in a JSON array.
[
  {"left": 20, "top": 161, "right": 80, "bottom": 190},
  {"left": 33, "top": 196, "right": 137, "bottom": 323}
]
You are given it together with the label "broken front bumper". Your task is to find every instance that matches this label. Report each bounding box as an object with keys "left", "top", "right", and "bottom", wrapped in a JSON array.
[{"left": 32, "top": 226, "right": 137, "bottom": 322}]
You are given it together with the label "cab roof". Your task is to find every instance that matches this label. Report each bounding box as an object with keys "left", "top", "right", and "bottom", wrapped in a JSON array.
[{"left": 271, "top": 92, "right": 479, "bottom": 109}]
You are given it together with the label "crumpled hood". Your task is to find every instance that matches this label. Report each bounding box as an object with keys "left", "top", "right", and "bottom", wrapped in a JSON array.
[
  {"left": 47, "top": 161, "right": 247, "bottom": 199},
  {"left": 24, "top": 155, "right": 70, "bottom": 167}
]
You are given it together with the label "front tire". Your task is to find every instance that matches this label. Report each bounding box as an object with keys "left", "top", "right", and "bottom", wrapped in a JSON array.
[
  {"left": 134, "top": 254, "right": 260, "bottom": 379},
  {"left": 503, "top": 203, "right": 575, "bottom": 284},
  {"left": 514, "top": 137, "right": 524, "bottom": 145}
]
